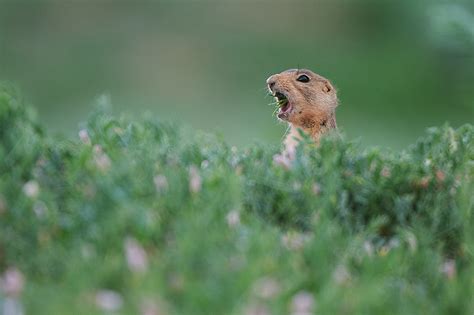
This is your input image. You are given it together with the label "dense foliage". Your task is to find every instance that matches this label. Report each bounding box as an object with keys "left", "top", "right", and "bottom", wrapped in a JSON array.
[{"left": 0, "top": 85, "right": 473, "bottom": 315}]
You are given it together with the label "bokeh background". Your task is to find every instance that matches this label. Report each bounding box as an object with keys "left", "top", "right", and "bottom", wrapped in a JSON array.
[{"left": 1, "top": 0, "right": 473, "bottom": 149}]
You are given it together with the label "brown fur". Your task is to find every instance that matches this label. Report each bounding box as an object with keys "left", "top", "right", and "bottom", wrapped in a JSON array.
[{"left": 266, "top": 69, "right": 339, "bottom": 155}]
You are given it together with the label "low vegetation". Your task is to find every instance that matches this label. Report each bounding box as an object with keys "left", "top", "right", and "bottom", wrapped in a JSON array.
[{"left": 0, "top": 84, "right": 473, "bottom": 314}]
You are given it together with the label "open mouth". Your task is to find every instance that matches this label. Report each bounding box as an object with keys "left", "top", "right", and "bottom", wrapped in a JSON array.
[{"left": 274, "top": 92, "right": 292, "bottom": 119}]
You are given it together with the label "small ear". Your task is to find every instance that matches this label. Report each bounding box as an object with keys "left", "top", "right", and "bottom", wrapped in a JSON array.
[{"left": 322, "top": 81, "right": 332, "bottom": 93}]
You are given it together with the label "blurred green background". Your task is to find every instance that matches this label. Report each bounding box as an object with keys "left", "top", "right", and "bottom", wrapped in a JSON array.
[{"left": 0, "top": 0, "right": 473, "bottom": 149}]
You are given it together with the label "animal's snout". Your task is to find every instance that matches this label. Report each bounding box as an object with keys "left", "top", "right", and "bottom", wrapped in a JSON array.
[{"left": 266, "top": 75, "right": 276, "bottom": 92}]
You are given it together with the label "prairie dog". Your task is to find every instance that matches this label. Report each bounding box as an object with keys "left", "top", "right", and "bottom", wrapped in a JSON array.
[{"left": 267, "top": 69, "right": 338, "bottom": 155}]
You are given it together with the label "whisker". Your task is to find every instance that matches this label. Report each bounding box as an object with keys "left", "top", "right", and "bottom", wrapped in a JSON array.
[{"left": 281, "top": 125, "right": 291, "bottom": 141}]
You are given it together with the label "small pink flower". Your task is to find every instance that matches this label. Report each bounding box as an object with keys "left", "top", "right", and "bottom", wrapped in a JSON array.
[
  {"left": 140, "top": 299, "right": 164, "bottom": 315},
  {"left": 381, "top": 166, "right": 391, "bottom": 178},
  {"left": 124, "top": 237, "right": 148, "bottom": 273},
  {"left": 226, "top": 210, "right": 240, "bottom": 228},
  {"left": 245, "top": 303, "right": 270, "bottom": 315},
  {"left": 440, "top": 260, "right": 456, "bottom": 280},
  {"left": 95, "top": 290, "right": 123, "bottom": 312},
  {"left": 418, "top": 176, "right": 430, "bottom": 189},
  {"left": 23, "top": 180, "right": 39, "bottom": 198},
  {"left": 153, "top": 175, "right": 168, "bottom": 193},
  {"left": 93, "top": 145, "right": 102, "bottom": 153},
  {"left": 93, "top": 145, "right": 111, "bottom": 171},
  {"left": 273, "top": 153, "right": 291, "bottom": 169},
  {"left": 253, "top": 277, "right": 280, "bottom": 299},
  {"left": 1, "top": 268, "right": 24, "bottom": 298},
  {"left": 290, "top": 291, "right": 315, "bottom": 315},
  {"left": 95, "top": 154, "right": 111, "bottom": 171},
  {"left": 436, "top": 170, "right": 446, "bottom": 183},
  {"left": 311, "top": 183, "right": 321, "bottom": 195},
  {"left": 79, "top": 129, "right": 91, "bottom": 145},
  {"left": 188, "top": 166, "right": 202, "bottom": 193}
]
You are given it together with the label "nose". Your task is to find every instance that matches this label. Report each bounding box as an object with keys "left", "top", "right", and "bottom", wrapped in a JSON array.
[{"left": 266, "top": 75, "right": 276, "bottom": 90}]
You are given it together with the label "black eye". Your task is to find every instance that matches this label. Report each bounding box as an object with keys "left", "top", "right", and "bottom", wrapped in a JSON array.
[{"left": 296, "top": 74, "right": 310, "bottom": 83}]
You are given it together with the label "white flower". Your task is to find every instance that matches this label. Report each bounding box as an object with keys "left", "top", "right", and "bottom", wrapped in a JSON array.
[
  {"left": 23, "top": 180, "right": 39, "bottom": 198},
  {"left": 226, "top": 210, "right": 240, "bottom": 228},
  {"left": 124, "top": 237, "right": 148, "bottom": 273},
  {"left": 95, "top": 290, "right": 123, "bottom": 312},
  {"left": 188, "top": 165, "right": 202, "bottom": 193}
]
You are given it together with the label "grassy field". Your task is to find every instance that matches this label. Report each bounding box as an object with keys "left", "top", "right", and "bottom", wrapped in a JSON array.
[{"left": 1, "top": 84, "right": 473, "bottom": 315}]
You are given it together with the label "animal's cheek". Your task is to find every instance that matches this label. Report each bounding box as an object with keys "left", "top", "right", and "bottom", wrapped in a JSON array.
[
  {"left": 290, "top": 102, "right": 303, "bottom": 115},
  {"left": 293, "top": 99, "right": 310, "bottom": 111}
]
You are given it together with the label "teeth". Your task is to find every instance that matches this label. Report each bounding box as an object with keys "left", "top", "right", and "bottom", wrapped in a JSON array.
[{"left": 272, "top": 92, "right": 288, "bottom": 109}]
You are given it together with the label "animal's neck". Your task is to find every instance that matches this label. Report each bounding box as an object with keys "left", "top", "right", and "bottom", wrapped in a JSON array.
[
  {"left": 299, "top": 110, "right": 337, "bottom": 142},
  {"left": 284, "top": 110, "right": 337, "bottom": 156}
]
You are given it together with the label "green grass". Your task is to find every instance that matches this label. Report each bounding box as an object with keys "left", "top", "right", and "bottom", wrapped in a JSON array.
[{"left": 0, "top": 84, "right": 473, "bottom": 315}]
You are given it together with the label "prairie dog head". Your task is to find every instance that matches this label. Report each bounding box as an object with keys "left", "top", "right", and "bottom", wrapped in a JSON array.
[{"left": 266, "top": 69, "right": 338, "bottom": 128}]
